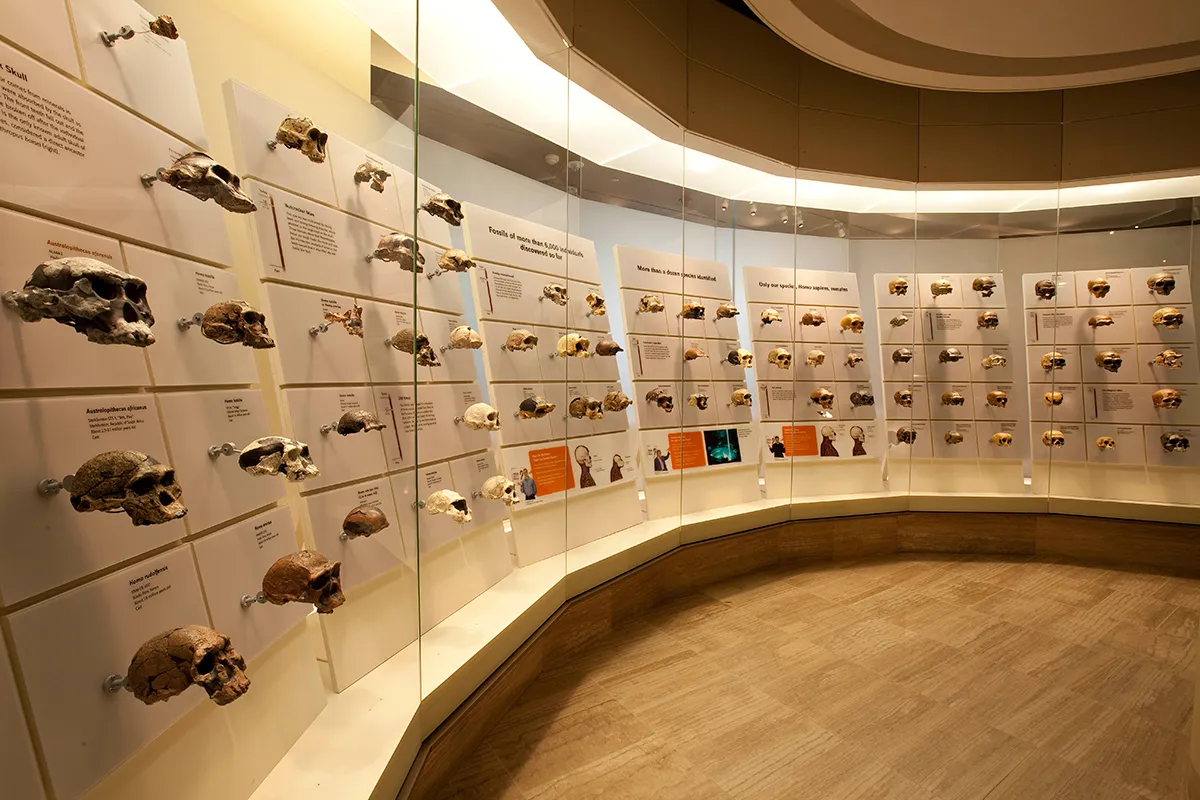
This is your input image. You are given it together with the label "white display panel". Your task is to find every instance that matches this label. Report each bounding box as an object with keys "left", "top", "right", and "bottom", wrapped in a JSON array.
[
  {"left": 619, "top": 288, "right": 672, "bottom": 335},
  {"left": 129, "top": 246, "right": 260, "bottom": 387},
  {"left": 916, "top": 273, "right": 962, "bottom": 308},
  {"left": 191, "top": 505, "right": 307, "bottom": 662},
  {"left": 325, "top": 132, "right": 403, "bottom": 228},
  {"left": 1022, "top": 272, "right": 1076, "bottom": 307},
  {"left": 361, "top": 300, "right": 420, "bottom": 385},
  {"left": 751, "top": 302, "right": 793, "bottom": 342},
  {"left": 1073, "top": 270, "right": 1132, "bottom": 308},
  {"left": 1030, "top": 382, "right": 1085, "bottom": 422},
  {"left": 1033, "top": 422, "right": 1087, "bottom": 462},
  {"left": 0, "top": 394, "right": 184, "bottom": 603},
  {"left": 1026, "top": 345, "right": 1082, "bottom": 384},
  {"left": 0, "top": 0, "right": 79, "bottom": 75},
  {"left": 887, "top": 419, "right": 933, "bottom": 458},
  {"left": 410, "top": 462, "right": 466, "bottom": 554},
  {"left": 920, "top": 308, "right": 1009, "bottom": 346},
  {"left": 69, "top": 0, "right": 207, "bottom": 147},
  {"left": 1084, "top": 423, "right": 1147, "bottom": 465},
  {"left": 931, "top": 421, "right": 980, "bottom": 459},
  {"left": 418, "top": 308, "right": 480, "bottom": 383},
  {"left": 1143, "top": 424, "right": 1200, "bottom": 466},
  {"left": 0, "top": 636, "right": 45, "bottom": 800},
  {"left": 974, "top": 421, "right": 1021, "bottom": 460},
  {"left": 614, "top": 245, "right": 732, "bottom": 299},
  {"left": 158, "top": 390, "right": 284, "bottom": 533},
  {"left": 8, "top": 547, "right": 208, "bottom": 800},
  {"left": 0, "top": 41, "right": 231, "bottom": 264},
  {"left": 462, "top": 202, "right": 599, "bottom": 282},
  {"left": 0, "top": 207, "right": 149, "bottom": 390},
  {"left": 305, "top": 477, "right": 411, "bottom": 591},
  {"left": 1129, "top": 265, "right": 1191, "bottom": 306},
  {"left": 262, "top": 284, "right": 369, "bottom": 385},
  {"left": 873, "top": 273, "right": 917, "bottom": 309},
  {"left": 477, "top": 319, "right": 545, "bottom": 382},
  {"left": 448, "top": 450, "right": 510, "bottom": 531},
  {"left": 1137, "top": 343, "right": 1199, "bottom": 384},
  {"left": 473, "top": 262, "right": 568, "bottom": 327},
  {"left": 282, "top": 386, "right": 387, "bottom": 491},
  {"left": 1133, "top": 303, "right": 1194, "bottom": 345},
  {"left": 375, "top": 383, "right": 491, "bottom": 469}
]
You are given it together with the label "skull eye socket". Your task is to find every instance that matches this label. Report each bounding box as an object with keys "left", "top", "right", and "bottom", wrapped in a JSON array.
[
  {"left": 159, "top": 470, "right": 176, "bottom": 486},
  {"left": 128, "top": 474, "right": 159, "bottom": 494},
  {"left": 125, "top": 280, "right": 147, "bottom": 304},
  {"left": 91, "top": 278, "right": 121, "bottom": 300},
  {"left": 311, "top": 571, "right": 331, "bottom": 590},
  {"left": 123, "top": 303, "right": 141, "bottom": 323},
  {"left": 210, "top": 163, "right": 234, "bottom": 183},
  {"left": 196, "top": 650, "right": 218, "bottom": 676},
  {"left": 300, "top": 446, "right": 310, "bottom": 457},
  {"left": 451, "top": 499, "right": 469, "bottom": 512}
]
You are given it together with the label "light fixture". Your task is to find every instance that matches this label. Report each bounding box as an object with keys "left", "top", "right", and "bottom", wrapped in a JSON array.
[
  {"left": 720, "top": 200, "right": 727, "bottom": 212},
  {"left": 750, "top": 203, "right": 757, "bottom": 217},
  {"left": 796, "top": 210, "right": 804, "bottom": 229}
]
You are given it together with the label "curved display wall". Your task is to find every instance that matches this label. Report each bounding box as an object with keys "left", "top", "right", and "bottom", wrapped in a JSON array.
[{"left": 0, "top": 2, "right": 1195, "bottom": 800}]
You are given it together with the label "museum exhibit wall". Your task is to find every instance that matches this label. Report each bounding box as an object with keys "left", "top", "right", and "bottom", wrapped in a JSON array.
[{"left": 0, "top": 2, "right": 1198, "bottom": 800}]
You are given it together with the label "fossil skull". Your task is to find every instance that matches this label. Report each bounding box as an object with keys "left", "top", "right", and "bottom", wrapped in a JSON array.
[
  {"left": 1087, "top": 279, "right": 1111, "bottom": 299},
  {"left": 890, "top": 314, "right": 910, "bottom": 328},
  {"left": 840, "top": 313, "right": 865, "bottom": 333},
  {"left": 894, "top": 389, "right": 914, "bottom": 408},
  {"left": 990, "top": 432, "right": 1013, "bottom": 447},
  {"left": 681, "top": 300, "right": 706, "bottom": 320},
  {"left": 274, "top": 117, "right": 328, "bottom": 163},
  {"left": 1147, "top": 271, "right": 1176, "bottom": 296},
  {"left": 638, "top": 294, "right": 665, "bottom": 314},
  {"left": 438, "top": 249, "right": 476, "bottom": 273},
  {"left": 426, "top": 489, "right": 471, "bottom": 523},
  {"left": 888, "top": 278, "right": 909, "bottom": 296},
  {"left": 728, "top": 348, "right": 754, "bottom": 367},
  {"left": 1095, "top": 436, "right": 1116, "bottom": 451},
  {"left": 421, "top": 193, "right": 464, "bottom": 225},
  {"left": 148, "top": 15, "right": 179, "bottom": 38},
  {"left": 1041, "top": 352, "right": 1067, "bottom": 371},
  {"left": 845, "top": 352, "right": 865, "bottom": 368},
  {"left": 200, "top": 300, "right": 274, "bottom": 349},
  {"left": 370, "top": 233, "right": 423, "bottom": 272},
  {"left": 977, "top": 311, "right": 999, "bottom": 329},
  {"left": 262, "top": 550, "right": 344, "bottom": 614},
  {"left": 768, "top": 347, "right": 792, "bottom": 369},
  {"left": 684, "top": 347, "right": 707, "bottom": 361},
  {"left": 896, "top": 427, "right": 918, "bottom": 444},
  {"left": 568, "top": 396, "right": 604, "bottom": 420},
  {"left": 941, "top": 391, "right": 966, "bottom": 407},
  {"left": 646, "top": 388, "right": 674, "bottom": 413},
  {"left": 388, "top": 328, "right": 440, "bottom": 366},
  {"left": 595, "top": 338, "right": 624, "bottom": 356},
  {"left": 930, "top": 279, "right": 954, "bottom": 297},
  {"left": 449, "top": 325, "right": 483, "bottom": 350},
  {"left": 986, "top": 390, "right": 1008, "bottom": 408},
  {"left": 944, "top": 431, "right": 965, "bottom": 445},
  {"left": 760, "top": 308, "right": 782, "bottom": 325},
  {"left": 481, "top": 475, "right": 520, "bottom": 505},
  {"left": 893, "top": 348, "right": 914, "bottom": 363},
  {"left": 731, "top": 388, "right": 753, "bottom": 407},
  {"left": 1095, "top": 350, "right": 1123, "bottom": 373},
  {"left": 850, "top": 391, "right": 874, "bottom": 407},
  {"left": 939, "top": 348, "right": 965, "bottom": 363},
  {"left": 126, "top": 626, "right": 249, "bottom": 707},
  {"left": 68, "top": 450, "right": 186, "bottom": 526},
  {"left": 155, "top": 152, "right": 256, "bottom": 213},
  {"left": 3, "top": 257, "right": 155, "bottom": 346},
  {"left": 463, "top": 402, "right": 501, "bottom": 431},
  {"left": 1044, "top": 391, "right": 1064, "bottom": 406},
  {"left": 542, "top": 284, "right": 569, "bottom": 306},
  {"left": 324, "top": 303, "right": 364, "bottom": 337},
  {"left": 517, "top": 397, "right": 556, "bottom": 419},
  {"left": 1161, "top": 432, "right": 1190, "bottom": 452},
  {"left": 716, "top": 303, "right": 740, "bottom": 319},
  {"left": 342, "top": 505, "right": 390, "bottom": 539},
  {"left": 1153, "top": 307, "right": 1184, "bottom": 329},
  {"left": 585, "top": 291, "right": 607, "bottom": 316},
  {"left": 335, "top": 409, "right": 386, "bottom": 435},
  {"left": 981, "top": 354, "right": 1007, "bottom": 370},
  {"left": 556, "top": 332, "right": 591, "bottom": 358},
  {"left": 801, "top": 311, "right": 825, "bottom": 327},
  {"left": 688, "top": 393, "right": 710, "bottom": 411},
  {"left": 1088, "top": 315, "right": 1114, "bottom": 328},
  {"left": 602, "top": 391, "right": 632, "bottom": 412},
  {"left": 1152, "top": 388, "right": 1183, "bottom": 409},
  {"left": 353, "top": 161, "right": 391, "bottom": 192},
  {"left": 238, "top": 436, "right": 319, "bottom": 482},
  {"left": 806, "top": 349, "right": 826, "bottom": 367},
  {"left": 505, "top": 329, "right": 538, "bottom": 351},
  {"left": 1042, "top": 430, "right": 1065, "bottom": 448},
  {"left": 1151, "top": 349, "right": 1184, "bottom": 369},
  {"left": 1034, "top": 279, "right": 1057, "bottom": 300},
  {"left": 972, "top": 276, "right": 997, "bottom": 297},
  {"left": 810, "top": 388, "right": 835, "bottom": 410}
]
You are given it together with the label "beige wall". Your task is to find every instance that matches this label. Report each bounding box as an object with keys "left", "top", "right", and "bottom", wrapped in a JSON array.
[{"left": 548, "top": 0, "right": 1200, "bottom": 184}]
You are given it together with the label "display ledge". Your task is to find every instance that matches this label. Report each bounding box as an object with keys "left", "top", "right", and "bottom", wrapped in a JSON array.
[{"left": 248, "top": 491, "right": 1199, "bottom": 800}]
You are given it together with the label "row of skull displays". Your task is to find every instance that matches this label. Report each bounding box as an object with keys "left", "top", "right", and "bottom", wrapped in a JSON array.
[
  {"left": 645, "top": 387, "right": 755, "bottom": 413},
  {"left": 885, "top": 273, "right": 1184, "bottom": 304}
]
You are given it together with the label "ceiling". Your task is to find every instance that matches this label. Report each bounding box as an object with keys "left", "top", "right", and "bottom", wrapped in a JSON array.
[{"left": 745, "top": 0, "right": 1200, "bottom": 90}]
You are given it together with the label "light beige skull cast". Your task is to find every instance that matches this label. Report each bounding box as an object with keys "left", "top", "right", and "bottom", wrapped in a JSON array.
[
  {"left": 845, "top": 352, "right": 865, "bottom": 368},
  {"left": 1153, "top": 388, "right": 1183, "bottom": 409},
  {"left": 977, "top": 311, "right": 999, "bottom": 330},
  {"left": 69, "top": 450, "right": 186, "bottom": 527},
  {"left": 638, "top": 294, "right": 665, "bottom": 314},
  {"left": 3, "top": 257, "right": 156, "bottom": 346},
  {"left": 335, "top": 409, "right": 386, "bottom": 435},
  {"left": 941, "top": 391, "right": 965, "bottom": 407},
  {"left": 463, "top": 402, "right": 501, "bottom": 431},
  {"left": 990, "top": 432, "right": 1014, "bottom": 447},
  {"left": 353, "top": 161, "right": 391, "bottom": 193},
  {"left": 603, "top": 390, "right": 632, "bottom": 412},
  {"left": 126, "top": 625, "right": 249, "bottom": 707},
  {"left": 518, "top": 397, "right": 556, "bottom": 419},
  {"left": 890, "top": 314, "right": 909, "bottom": 327},
  {"left": 542, "top": 284, "right": 569, "bottom": 306},
  {"left": 801, "top": 311, "right": 825, "bottom": 327},
  {"left": 421, "top": 193, "right": 464, "bottom": 226},
  {"left": 894, "top": 389, "right": 914, "bottom": 408},
  {"left": 201, "top": 300, "right": 275, "bottom": 349},
  {"left": 646, "top": 388, "right": 674, "bottom": 413},
  {"left": 1147, "top": 271, "right": 1177, "bottom": 296},
  {"left": 238, "top": 436, "right": 319, "bottom": 482},
  {"left": 274, "top": 116, "right": 328, "bottom": 163},
  {"left": 1095, "top": 350, "right": 1123, "bottom": 373},
  {"left": 930, "top": 279, "right": 954, "bottom": 297},
  {"left": 810, "top": 388, "right": 835, "bottom": 410},
  {"left": 481, "top": 475, "right": 520, "bottom": 505},
  {"left": 1044, "top": 391, "right": 1064, "bottom": 406},
  {"left": 760, "top": 308, "right": 782, "bottom": 325},
  {"left": 986, "top": 390, "right": 1008, "bottom": 408},
  {"left": 731, "top": 388, "right": 753, "bottom": 407},
  {"left": 806, "top": 349, "right": 826, "bottom": 367},
  {"left": 688, "top": 393, "right": 710, "bottom": 411},
  {"left": 1087, "top": 279, "right": 1111, "bottom": 298},
  {"left": 1151, "top": 349, "right": 1184, "bottom": 369},
  {"left": 944, "top": 430, "right": 965, "bottom": 445},
  {"left": 972, "top": 276, "right": 997, "bottom": 297},
  {"left": 840, "top": 313, "right": 865, "bottom": 333},
  {"left": 556, "top": 332, "right": 591, "bottom": 358},
  {"left": 388, "top": 328, "right": 441, "bottom": 367},
  {"left": 1161, "top": 432, "right": 1190, "bottom": 452},
  {"left": 370, "top": 233, "right": 424, "bottom": 272},
  {"left": 728, "top": 348, "right": 754, "bottom": 367},
  {"left": 438, "top": 249, "right": 476, "bottom": 273},
  {"left": 888, "top": 277, "right": 909, "bottom": 296},
  {"left": 426, "top": 489, "right": 471, "bottom": 523},
  {"left": 155, "top": 152, "right": 257, "bottom": 214},
  {"left": 768, "top": 347, "right": 792, "bottom": 369},
  {"left": 1153, "top": 307, "right": 1184, "bottom": 329},
  {"left": 1042, "top": 430, "right": 1066, "bottom": 448},
  {"left": 585, "top": 291, "right": 606, "bottom": 316},
  {"left": 595, "top": 338, "right": 624, "bottom": 356},
  {"left": 1088, "top": 314, "right": 1114, "bottom": 328},
  {"left": 1096, "top": 436, "right": 1116, "bottom": 451},
  {"left": 505, "top": 329, "right": 538, "bottom": 351},
  {"left": 716, "top": 303, "right": 740, "bottom": 319},
  {"left": 981, "top": 353, "right": 1007, "bottom": 370},
  {"left": 262, "top": 550, "right": 344, "bottom": 614},
  {"left": 569, "top": 396, "right": 604, "bottom": 420},
  {"left": 1041, "top": 351, "right": 1067, "bottom": 371},
  {"left": 684, "top": 347, "right": 707, "bottom": 361},
  {"left": 449, "top": 325, "right": 483, "bottom": 350}
]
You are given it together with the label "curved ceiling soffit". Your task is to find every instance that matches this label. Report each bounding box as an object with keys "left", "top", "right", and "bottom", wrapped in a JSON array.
[{"left": 746, "top": 0, "right": 1200, "bottom": 90}]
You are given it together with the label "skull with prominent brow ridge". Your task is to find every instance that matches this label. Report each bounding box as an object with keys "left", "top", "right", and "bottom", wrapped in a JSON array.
[{"left": 274, "top": 117, "right": 328, "bottom": 163}]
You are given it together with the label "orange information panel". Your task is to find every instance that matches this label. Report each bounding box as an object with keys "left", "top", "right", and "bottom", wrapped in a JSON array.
[
  {"left": 782, "top": 425, "right": 818, "bottom": 457},
  {"left": 666, "top": 430, "right": 708, "bottom": 469},
  {"left": 529, "top": 445, "right": 575, "bottom": 495}
]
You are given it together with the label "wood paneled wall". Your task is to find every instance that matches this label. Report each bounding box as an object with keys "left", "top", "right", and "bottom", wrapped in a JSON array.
[{"left": 548, "top": 0, "right": 1200, "bottom": 183}]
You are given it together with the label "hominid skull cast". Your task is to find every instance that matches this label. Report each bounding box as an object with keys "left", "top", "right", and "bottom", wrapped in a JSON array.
[
  {"left": 595, "top": 338, "right": 624, "bottom": 356},
  {"left": 518, "top": 397, "right": 556, "bottom": 419},
  {"left": 1095, "top": 436, "right": 1117, "bottom": 451},
  {"left": 941, "top": 391, "right": 966, "bottom": 406},
  {"left": 684, "top": 347, "right": 707, "bottom": 361},
  {"left": 990, "top": 432, "right": 1014, "bottom": 447},
  {"left": 1087, "top": 279, "right": 1111, "bottom": 299},
  {"left": 890, "top": 314, "right": 910, "bottom": 327},
  {"left": 1042, "top": 430, "right": 1066, "bottom": 448},
  {"left": 728, "top": 348, "right": 754, "bottom": 367},
  {"left": 389, "top": 328, "right": 441, "bottom": 367},
  {"left": 1041, "top": 351, "right": 1067, "bottom": 371},
  {"left": 646, "top": 388, "right": 674, "bottom": 413},
  {"left": 1044, "top": 391, "right": 1064, "bottom": 406},
  {"left": 3, "top": 257, "right": 155, "bottom": 346},
  {"left": 569, "top": 396, "right": 604, "bottom": 420},
  {"left": 201, "top": 300, "right": 275, "bottom": 349},
  {"left": 930, "top": 279, "right": 954, "bottom": 297},
  {"left": 760, "top": 308, "right": 782, "bottom": 325},
  {"left": 840, "top": 313, "right": 865, "bottom": 333},
  {"left": 981, "top": 354, "right": 1007, "bottom": 369},
  {"left": 126, "top": 626, "right": 249, "bottom": 706},
  {"left": 801, "top": 311, "right": 826, "bottom": 327},
  {"left": 505, "top": 329, "right": 538, "bottom": 351},
  {"left": 850, "top": 391, "right": 874, "bottom": 407},
  {"left": 1153, "top": 388, "right": 1183, "bottom": 409},
  {"left": 335, "top": 409, "right": 386, "bottom": 435},
  {"left": 1034, "top": 279, "right": 1057, "bottom": 300},
  {"left": 977, "top": 311, "right": 999, "bottom": 330},
  {"left": 481, "top": 475, "right": 520, "bottom": 505},
  {"left": 353, "top": 161, "right": 391, "bottom": 192},
  {"left": 972, "top": 276, "right": 997, "bottom": 297},
  {"left": 888, "top": 278, "right": 909, "bottom": 296},
  {"left": 69, "top": 450, "right": 186, "bottom": 526},
  {"left": 438, "top": 249, "right": 476, "bottom": 273},
  {"left": 1161, "top": 432, "right": 1190, "bottom": 452},
  {"left": 939, "top": 348, "right": 965, "bottom": 363},
  {"left": 1095, "top": 351, "right": 1123, "bottom": 373},
  {"left": 449, "top": 325, "right": 483, "bottom": 350},
  {"left": 768, "top": 347, "right": 792, "bottom": 369},
  {"left": 986, "top": 390, "right": 1008, "bottom": 408},
  {"left": 896, "top": 427, "right": 918, "bottom": 444},
  {"left": 585, "top": 291, "right": 607, "bottom": 316},
  {"left": 845, "top": 353, "right": 865, "bottom": 368},
  {"left": 603, "top": 390, "right": 633, "bottom": 412},
  {"left": 238, "top": 437, "right": 319, "bottom": 482},
  {"left": 688, "top": 393, "right": 710, "bottom": 411},
  {"left": 370, "top": 233, "right": 424, "bottom": 272},
  {"left": 1151, "top": 349, "right": 1184, "bottom": 369},
  {"left": 1088, "top": 314, "right": 1114, "bottom": 328},
  {"left": 1153, "top": 307, "right": 1184, "bottom": 329},
  {"left": 944, "top": 431, "right": 965, "bottom": 445},
  {"left": 542, "top": 284, "right": 569, "bottom": 306},
  {"left": 893, "top": 348, "right": 914, "bottom": 363},
  {"left": 426, "top": 489, "right": 471, "bottom": 523},
  {"left": 155, "top": 152, "right": 257, "bottom": 213},
  {"left": 716, "top": 303, "right": 740, "bottom": 319},
  {"left": 681, "top": 300, "right": 706, "bottom": 320},
  {"left": 274, "top": 117, "right": 328, "bottom": 163},
  {"left": 638, "top": 294, "right": 665, "bottom": 314},
  {"left": 806, "top": 349, "right": 826, "bottom": 367},
  {"left": 894, "top": 389, "right": 913, "bottom": 408},
  {"left": 421, "top": 193, "right": 464, "bottom": 226},
  {"left": 463, "top": 402, "right": 502, "bottom": 431},
  {"left": 324, "top": 303, "right": 363, "bottom": 337},
  {"left": 810, "top": 388, "right": 835, "bottom": 410},
  {"left": 556, "top": 332, "right": 591, "bottom": 358},
  {"left": 262, "top": 550, "right": 344, "bottom": 614},
  {"left": 1147, "top": 271, "right": 1177, "bottom": 296},
  {"left": 342, "top": 505, "right": 390, "bottom": 539},
  {"left": 731, "top": 388, "right": 753, "bottom": 407}
]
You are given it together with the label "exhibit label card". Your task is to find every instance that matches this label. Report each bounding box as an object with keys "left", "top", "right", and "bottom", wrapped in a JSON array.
[{"left": 462, "top": 202, "right": 599, "bottom": 284}]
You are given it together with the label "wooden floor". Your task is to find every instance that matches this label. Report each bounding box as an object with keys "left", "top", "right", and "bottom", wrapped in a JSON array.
[{"left": 433, "top": 555, "right": 1198, "bottom": 800}]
